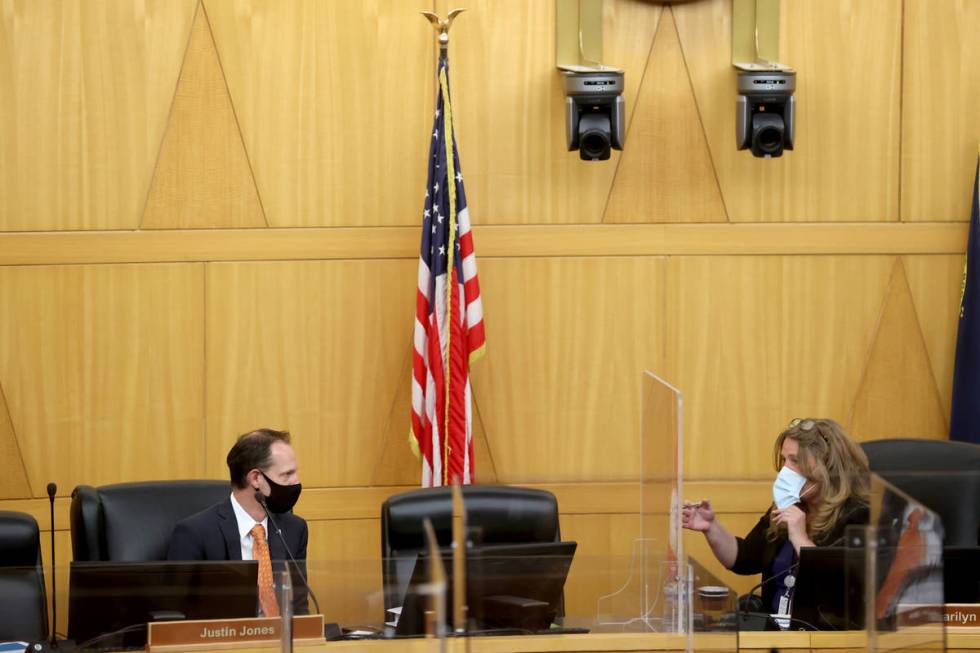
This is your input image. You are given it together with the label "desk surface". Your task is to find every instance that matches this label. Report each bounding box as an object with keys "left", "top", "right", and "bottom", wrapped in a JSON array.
[{"left": 212, "top": 629, "right": 980, "bottom": 653}]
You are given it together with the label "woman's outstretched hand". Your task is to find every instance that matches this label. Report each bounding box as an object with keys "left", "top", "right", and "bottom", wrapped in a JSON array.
[{"left": 681, "top": 500, "right": 715, "bottom": 532}]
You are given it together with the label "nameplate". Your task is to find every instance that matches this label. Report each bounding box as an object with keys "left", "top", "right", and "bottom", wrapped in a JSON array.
[
  {"left": 894, "top": 604, "right": 980, "bottom": 628},
  {"left": 945, "top": 604, "right": 980, "bottom": 628},
  {"left": 147, "top": 614, "right": 324, "bottom": 651}
]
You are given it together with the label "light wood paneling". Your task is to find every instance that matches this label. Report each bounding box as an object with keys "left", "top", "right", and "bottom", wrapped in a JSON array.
[
  {"left": 673, "top": 0, "right": 901, "bottom": 222},
  {"left": 903, "top": 254, "right": 965, "bottom": 417},
  {"left": 560, "top": 513, "right": 641, "bottom": 619},
  {"left": 369, "top": 351, "right": 422, "bottom": 487},
  {"left": 605, "top": 7, "right": 727, "bottom": 224},
  {"left": 142, "top": 4, "right": 266, "bottom": 230},
  {"left": 471, "top": 257, "right": 666, "bottom": 483},
  {"left": 202, "top": 0, "right": 434, "bottom": 228},
  {"left": 0, "top": 223, "right": 966, "bottom": 266},
  {"left": 0, "top": 379, "right": 31, "bottom": 498},
  {"left": 371, "top": 353, "right": 498, "bottom": 487},
  {"left": 848, "top": 259, "right": 947, "bottom": 439},
  {"left": 902, "top": 0, "right": 980, "bottom": 221},
  {"left": 601, "top": 0, "right": 663, "bottom": 125},
  {"left": 666, "top": 255, "right": 896, "bottom": 480},
  {"left": 0, "top": 264, "right": 205, "bottom": 493},
  {"left": 0, "top": 0, "right": 197, "bottom": 230},
  {"left": 0, "top": 4, "right": 975, "bottom": 627},
  {"left": 306, "top": 519, "right": 382, "bottom": 627},
  {"left": 445, "top": 0, "right": 659, "bottom": 224},
  {"left": 204, "top": 260, "right": 417, "bottom": 487},
  {"left": 0, "top": 497, "right": 71, "bottom": 531}
]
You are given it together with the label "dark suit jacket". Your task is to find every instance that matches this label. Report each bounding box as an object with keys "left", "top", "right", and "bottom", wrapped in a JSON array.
[
  {"left": 731, "top": 498, "right": 869, "bottom": 611},
  {"left": 167, "top": 497, "right": 310, "bottom": 615}
]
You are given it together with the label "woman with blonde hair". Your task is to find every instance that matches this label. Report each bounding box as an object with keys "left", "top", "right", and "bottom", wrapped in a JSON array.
[{"left": 682, "top": 418, "right": 870, "bottom": 619}]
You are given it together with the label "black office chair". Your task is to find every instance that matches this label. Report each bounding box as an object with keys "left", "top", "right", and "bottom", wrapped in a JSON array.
[
  {"left": 380, "top": 485, "right": 563, "bottom": 617},
  {"left": 860, "top": 438, "right": 980, "bottom": 547},
  {"left": 0, "top": 511, "right": 49, "bottom": 641},
  {"left": 70, "top": 480, "right": 230, "bottom": 561}
]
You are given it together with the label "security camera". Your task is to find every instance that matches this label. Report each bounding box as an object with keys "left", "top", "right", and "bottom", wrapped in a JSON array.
[
  {"left": 563, "top": 69, "right": 625, "bottom": 161},
  {"left": 736, "top": 69, "right": 796, "bottom": 158}
]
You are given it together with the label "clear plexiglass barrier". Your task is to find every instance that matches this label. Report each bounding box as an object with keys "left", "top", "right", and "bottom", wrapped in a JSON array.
[
  {"left": 9, "top": 372, "right": 723, "bottom": 651},
  {"left": 861, "top": 472, "right": 946, "bottom": 653},
  {"left": 591, "top": 371, "right": 686, "bottom": 632}
]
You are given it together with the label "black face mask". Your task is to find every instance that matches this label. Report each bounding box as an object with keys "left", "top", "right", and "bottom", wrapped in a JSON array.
[{"left": 259, "top": 472, "right": 302, "bottom": 514}]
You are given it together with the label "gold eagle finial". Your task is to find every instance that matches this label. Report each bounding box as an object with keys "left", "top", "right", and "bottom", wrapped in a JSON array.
[{"left": 420, "top": 9, "right": 465, "bottom": 48}]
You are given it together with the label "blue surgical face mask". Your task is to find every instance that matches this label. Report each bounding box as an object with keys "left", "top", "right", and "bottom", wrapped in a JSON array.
[{"left": 773, "top": 466, "right": 808, "bottom": 509}]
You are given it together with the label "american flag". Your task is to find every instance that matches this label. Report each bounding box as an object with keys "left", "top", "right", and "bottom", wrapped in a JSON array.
[{"left": 411, "top": 56, "right": 486, "bottom": 487}]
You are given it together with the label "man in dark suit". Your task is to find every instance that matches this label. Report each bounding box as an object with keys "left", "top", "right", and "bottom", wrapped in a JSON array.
[{"left": 168, "top": 428, "right": 310, "bottom": 615}]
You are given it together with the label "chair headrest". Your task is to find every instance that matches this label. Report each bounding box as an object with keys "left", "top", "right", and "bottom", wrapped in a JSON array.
[
  {"left": 71, "top": 480, "right": 230, "bottom": 561},
  {"left": 382, "top": 485, "right": 559, "bottom": 553},
  {"left": 861, "top": 439, "right": 980, "bottom": 546},
  {"left": 0, "top": 511, "right": 41, "bottom": 567},
  {"left": 862, "top": 438, "right": 980, "bottom": 472}
]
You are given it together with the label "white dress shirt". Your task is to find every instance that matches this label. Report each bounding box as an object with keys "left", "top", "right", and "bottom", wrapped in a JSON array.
[{"left": 229, "top": 492, "right": 268, "bottom": 561}]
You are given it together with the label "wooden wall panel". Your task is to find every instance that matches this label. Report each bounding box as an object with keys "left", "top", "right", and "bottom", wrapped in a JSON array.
[
  {"left": 0, "top": 380, "right": 31, "bottom": 498},
  {"left": 902, "top": 0, "right": 980, "bottom": 221},
  {"left": 204, "top": 260, "right": 417, "bottom": 487},
  {"left": 0, "top": 0, "right": 197, "bottom": 231},
  {"left": 560, "top": 514, "right": 641, "bottom": 619},
  {"left": 666, "top": 255, "right": 896, "bottom": 480},
  {"left": 306, "top": 519, "right": 382, "bottom": 626},
  {"left": 141, "top": 4, "right": 266, "bottom": 230},
  {"left": 903, "top": 254, "right": 964, "bottom": 416},
  {"left": 605, "top": 7, "right": 727, "bottom": 224},
  {"left": 0, "top": 264, "right": 205, "bottom": 494},
  {"left": 848, "top": 259, "right": 947, "bottom": 439},
  {"left": 471, "top": 257, "right": 666, "bottom": 483},
  {"left": 674, "top": 0, "right": 901, "bottom": 222},
  {"left": 0, "top": 223, "right": 966, "bottom": 267},
  {"left": 203, "top": 0, "right": 434, "bottom": 228},
  {"left": 0, "top": 1, "right": 976, "bottom": 627},
  {"left": 446, "top": 0, "right": 660, "bottom": 225}
]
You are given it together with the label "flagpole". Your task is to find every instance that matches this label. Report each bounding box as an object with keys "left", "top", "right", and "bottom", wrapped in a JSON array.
[{"left": 422, "top": 9, "right": 466, "bottom": 486}]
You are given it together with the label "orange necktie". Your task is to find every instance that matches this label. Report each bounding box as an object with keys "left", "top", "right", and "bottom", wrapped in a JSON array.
[{"left": 250, "top": 524, "right": 280, "bottom": 617}]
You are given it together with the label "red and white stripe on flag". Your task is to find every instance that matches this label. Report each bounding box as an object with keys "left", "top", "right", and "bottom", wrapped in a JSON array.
[{"left": 410, "top": 57, "right": 485, "bottom": 488}]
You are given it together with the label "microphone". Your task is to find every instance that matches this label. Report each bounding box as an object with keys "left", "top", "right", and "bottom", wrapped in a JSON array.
[
  {"left": 47, "top": 483, "right": 57, "bottom": 647},
  {"left": 30, "top": 483, "right": 76, "bottom": 652},
  {"left": 736, "top": 561, "right": 800, "bottom": 631},
  {"left": 255, "top": 491, "right": 322, "bottom": 616}
]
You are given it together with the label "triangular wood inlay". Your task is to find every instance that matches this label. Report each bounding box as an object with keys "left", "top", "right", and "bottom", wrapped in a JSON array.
[
  {"left": 849, "top": 259, "right": 947, "bottom": 440},
  {"left": 0, "top": 381, "right": 31, "bottom": 499},
  {"left": 605, "top": 7, "right": 726, "bottom": 223},
  {"left": 372, "top": 350, "right": 496, "bottom": 486},
  {"left": 142, "top": 3, "right": 265, "bottom": 229}
]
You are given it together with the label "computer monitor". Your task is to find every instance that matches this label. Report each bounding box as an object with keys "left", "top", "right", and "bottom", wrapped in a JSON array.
[
  {"left": 792, "top": 546, "right": 866, "bottom": 631},
  {"left": 394, "top": 540, "right": 577, "bottom": 636},
  {"left": 942, "top": 547, "right": 979, "bottom": 603},
  {"left": 67, "top": 561, "right": 259, "bottom": 648}
]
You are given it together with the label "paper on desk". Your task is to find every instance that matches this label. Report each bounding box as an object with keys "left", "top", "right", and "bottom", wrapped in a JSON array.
[{"left": 0, "top": 643, "right": 28, "bottom": 653}]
